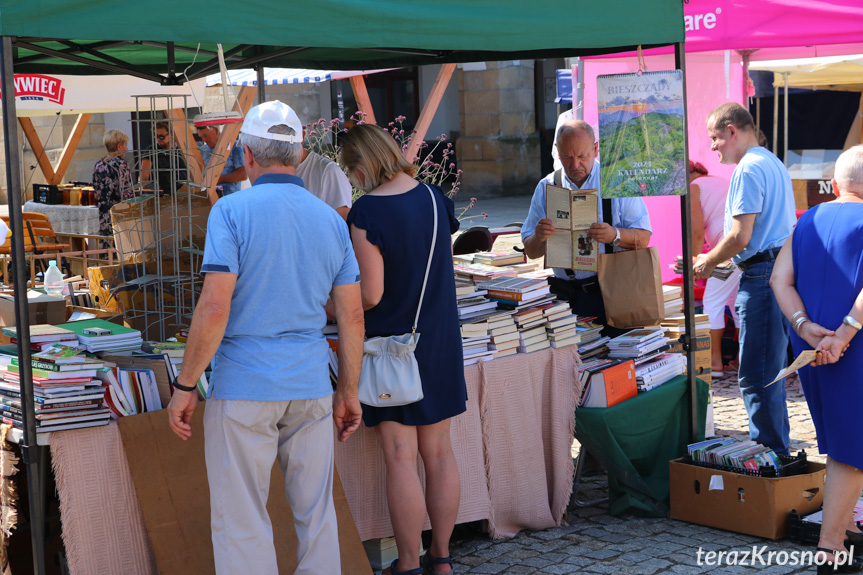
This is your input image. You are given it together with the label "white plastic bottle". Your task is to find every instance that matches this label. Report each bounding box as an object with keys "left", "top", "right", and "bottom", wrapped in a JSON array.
[{"left": 44, "top": 260, "right": 64, "bottom": 297}]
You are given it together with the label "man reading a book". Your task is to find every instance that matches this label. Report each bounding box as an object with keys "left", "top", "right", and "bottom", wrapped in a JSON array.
[
  {"left": 521, "top": 120, "right": 652, "bottom": 328},
  {"left": 694, "top": 102, "right": 795, "bottom": 456},
  {"left": 166, "top": 100, "right": 365, "bottom": 574}
]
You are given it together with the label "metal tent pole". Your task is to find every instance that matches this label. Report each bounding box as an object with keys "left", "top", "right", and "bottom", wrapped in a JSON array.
[
  {"left": 784, "top": 73, "right": 789, "bottom": 165},
  {"left": 256, "top": 65, "right": 266, "bottom": 104},
  {"left": 773, "top": 79, "right": 779, "bottom": 155},
  {"left": 675, "top": 43, "right": 698, "bottom": 442},
  {"left": 0, "top": 35, "right": 47, "bottom": 575}
]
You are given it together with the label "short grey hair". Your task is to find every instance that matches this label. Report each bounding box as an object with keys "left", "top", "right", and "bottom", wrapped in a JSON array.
[
  {"left": 834, "top": 145, "right": 863, "bottom": 193},
  {"left": 557, "top": 120, "right": 596, "bottom": 144},
  {"left": 238, "top": 124, "right": 302, "bottom": 168}
]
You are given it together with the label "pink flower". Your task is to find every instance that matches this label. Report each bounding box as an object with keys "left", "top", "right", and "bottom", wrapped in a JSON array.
[
  {"left": 481, "top": 212, "right": 488, "bottom": 219},
  {"left": 470, "top": 197, "right": 477, "bottom": 203}
]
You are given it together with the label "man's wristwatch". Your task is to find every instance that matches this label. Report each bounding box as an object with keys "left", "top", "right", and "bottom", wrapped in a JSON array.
[
  {"left": 611, "top": 227, "right": 621, "bottom": 247},
  {"left": 171, "top": 376, "right": 197, "bottom": 393},
  {"left": 843, "top": 315, "right": 863, "bottom": 331}
]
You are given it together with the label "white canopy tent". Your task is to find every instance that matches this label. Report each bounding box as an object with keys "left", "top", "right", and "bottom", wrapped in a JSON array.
[{"left": 204, "top": 67, "right": 392, "bottom": 87}]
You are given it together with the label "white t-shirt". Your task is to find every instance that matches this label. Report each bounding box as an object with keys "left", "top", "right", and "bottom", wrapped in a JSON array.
[{"left": 295, "top": 151, "right": 352, "bottom": 211}]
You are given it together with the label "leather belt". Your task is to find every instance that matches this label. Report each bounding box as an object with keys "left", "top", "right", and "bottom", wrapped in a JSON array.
[{"left": 738, "top": 247, "right": 782, "bottom": 271}]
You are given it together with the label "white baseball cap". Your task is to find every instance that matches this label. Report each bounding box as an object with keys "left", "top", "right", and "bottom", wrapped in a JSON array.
[{"left": 239, "top": 100, "right": 303, "bottom": 143}]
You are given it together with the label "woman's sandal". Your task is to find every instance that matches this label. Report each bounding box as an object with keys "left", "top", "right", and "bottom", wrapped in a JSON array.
[
  {"left": 422, "top": 553, "right": 454, "bottom": 575},
  {"left": 815, "top": 547, "right": 863, "bottom": 574},
  {"left": 390, "top": 559, "right": 423, "bottom": 575}
]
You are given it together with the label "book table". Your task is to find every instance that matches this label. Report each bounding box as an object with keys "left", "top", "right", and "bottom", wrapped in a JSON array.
[
  {"left": 574, "top": 375, "right": 708, "bottom": 517},
  {"left": 43, "top": 346, "right": 579, "bottom": 573}
]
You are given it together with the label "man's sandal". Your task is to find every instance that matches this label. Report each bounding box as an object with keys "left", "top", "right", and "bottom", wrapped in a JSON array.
[
  {"left": 390, "top": 559, "right": 423, "bottom": 575},
  {"left": 423, "top": 553, "right": 454, "bottom": 575}
]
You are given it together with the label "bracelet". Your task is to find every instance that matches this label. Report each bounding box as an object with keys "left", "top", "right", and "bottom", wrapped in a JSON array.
[
  {"left": 790, "top": 310, "right": 808, "bottom": 322},
  {"left": 793, "top": 316, "right": 810, "bottom": 334},
  {"left": 171, "top": 377, "right": 197, "bottom": 393},
  {"left": 844, "top": 315, "right": 863, "bottom": 331}
]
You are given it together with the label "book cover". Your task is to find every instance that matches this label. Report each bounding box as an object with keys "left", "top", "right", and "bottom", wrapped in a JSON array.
[
  {"left": 597, "top": 70, "right": 687, "bottom": 197},
  {"left": 545, "top": 186, "right": 600, "bottom": 272},
  {"left": 581, "top": 360, "right": 637, "bottom": 408}
]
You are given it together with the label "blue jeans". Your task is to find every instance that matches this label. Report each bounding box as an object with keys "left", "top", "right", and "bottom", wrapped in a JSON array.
[{"left": 735, "top": 259, "right": 791, "bottom": 455}]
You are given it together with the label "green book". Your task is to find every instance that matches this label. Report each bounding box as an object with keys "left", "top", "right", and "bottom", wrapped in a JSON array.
[{"left": 53, "top": 319, "right": 141, "bottom": 342}]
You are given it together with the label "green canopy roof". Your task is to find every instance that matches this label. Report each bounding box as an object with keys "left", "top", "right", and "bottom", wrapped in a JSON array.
[{"left": 2, "top": 0, "right": 684, "bottom": 82}]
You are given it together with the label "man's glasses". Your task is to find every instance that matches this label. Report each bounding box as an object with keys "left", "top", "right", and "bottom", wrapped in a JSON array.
[{"left": 156, "top": 134, "right": 169, "bottom": 141}]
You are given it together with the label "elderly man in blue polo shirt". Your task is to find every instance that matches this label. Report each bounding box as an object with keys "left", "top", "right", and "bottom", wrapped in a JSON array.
[
  {"left": 521, "top": 120, "right": 652, "bottom": 330},
  {"left": 695, "top": 102, "right": 796, "bottom": 456},
  {"left": 196, "top": 124, "right": 247, "bottom": 196},
  {"left": 167, "top": 100, "right": 364, "bottom": 574}
]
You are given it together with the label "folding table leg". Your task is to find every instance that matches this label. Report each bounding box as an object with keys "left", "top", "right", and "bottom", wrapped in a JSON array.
[{"left": 570, "top": 448, "right": 609, "bottom": 508}]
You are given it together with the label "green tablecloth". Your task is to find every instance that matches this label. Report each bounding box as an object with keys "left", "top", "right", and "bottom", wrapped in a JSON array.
[{"left": 575, "top": 375, "right": 708, "bottom": 517}]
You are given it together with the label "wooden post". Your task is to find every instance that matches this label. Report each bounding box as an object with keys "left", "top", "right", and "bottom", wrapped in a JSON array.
[
  {"left": 18, "top": 118, "right": 56, "bottom": 183},
  {"left": 202, "top": 85, "right": 257, "bottom": 205},
  {"left": 404, "top": 63, "right": 456, "bottom": 163},
  {"left": 164, "top": 108, "right": 205, "bottom": 186},
  {"left": 857, "top": 93, "right": 863, "bottom": 144},
  {"left": 50, "top": 113, "right": 91, "bottom": 185},
  {"left": 349, "top": 75, "right": 376, "bottom": 125}
]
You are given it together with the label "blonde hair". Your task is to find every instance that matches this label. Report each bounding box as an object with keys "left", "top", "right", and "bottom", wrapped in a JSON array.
[
  {"left": 338, "top": 124, "right": 417, "bottom": 192},
  {"left": 834, "top": 145, "right": 863, "bottom": 194},
  {"left": 103, "top": 129, "right": 128, "bottom": 153}
]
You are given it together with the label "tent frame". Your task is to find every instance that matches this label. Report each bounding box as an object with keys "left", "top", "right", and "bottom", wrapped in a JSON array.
[{"left": 0, "top": 35, "right": 696, "bottom": 575}]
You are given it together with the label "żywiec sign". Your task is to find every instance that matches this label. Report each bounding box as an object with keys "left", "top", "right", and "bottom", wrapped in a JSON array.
[{"left": 0, "top": 74, "right": 66, "bottom": 105}]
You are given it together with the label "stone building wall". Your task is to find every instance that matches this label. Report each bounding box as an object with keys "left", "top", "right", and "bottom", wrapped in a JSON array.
[{"left": 456, "top": 61, "right": 541, "bottom": 199}]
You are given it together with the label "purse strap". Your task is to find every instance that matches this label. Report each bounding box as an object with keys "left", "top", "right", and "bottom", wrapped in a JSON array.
[{"left": 412, "top": 183, "right": 438, "bottom": 336}]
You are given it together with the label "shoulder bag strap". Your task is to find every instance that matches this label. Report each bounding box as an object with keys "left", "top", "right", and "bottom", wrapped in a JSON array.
[{"left": 413, "top": 184, "right": 438, "bottom": 335}]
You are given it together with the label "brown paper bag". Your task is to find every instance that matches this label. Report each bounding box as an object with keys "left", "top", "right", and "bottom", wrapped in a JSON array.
[{"left": 597, "top": 246, "right": 664, "bottom": 329}]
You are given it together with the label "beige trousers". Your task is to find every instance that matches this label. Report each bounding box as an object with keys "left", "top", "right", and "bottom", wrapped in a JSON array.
[{"left": 203, "top": 395, "right": 340, "bottom": 575}]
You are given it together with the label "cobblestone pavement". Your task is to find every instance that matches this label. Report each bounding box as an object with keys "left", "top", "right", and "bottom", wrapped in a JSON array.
[{"left": 447, "top": 373, "right": 828, "bottom": 574}]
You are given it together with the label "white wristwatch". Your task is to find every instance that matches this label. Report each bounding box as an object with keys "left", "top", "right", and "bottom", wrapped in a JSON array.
[
  {"left": 844, "top": 315, "right": 863, "bottom": 331},
  {"left": 611, "top": 227, "right": 621, "bottom": 247}
]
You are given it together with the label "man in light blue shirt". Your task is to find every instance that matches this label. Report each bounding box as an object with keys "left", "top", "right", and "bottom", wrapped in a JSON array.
[
  {"left": 167, "top": 101, "right": 364, "bottom": 574},
  {"left": 695, "top": 102, "right": 795, "bottom": 455},
  {"left": 196, "top": 124, "right": 246, "bottom": 195},
  {"left": 522, "top": 120, "right": 652, "bottom": 328}
]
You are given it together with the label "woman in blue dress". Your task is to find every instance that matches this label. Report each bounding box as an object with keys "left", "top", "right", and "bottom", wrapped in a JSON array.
[
  {"left": 771, "top": 145, "right": 863, "bottom": 574},
  {"left": 341, "top": 124, "right": 466, "bottom": 575}
]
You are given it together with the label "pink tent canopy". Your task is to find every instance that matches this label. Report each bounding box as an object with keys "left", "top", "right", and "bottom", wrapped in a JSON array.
[{"left": 682, "top": 0, "right": 863, "bottom": 54}]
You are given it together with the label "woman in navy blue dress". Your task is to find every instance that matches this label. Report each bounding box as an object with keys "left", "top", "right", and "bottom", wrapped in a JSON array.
[
  {"left": 341, "top": 124, "right": 466, "bottom": 575},
  {"left": 772, "top": 146, "right": 863, "bottom": 574}
]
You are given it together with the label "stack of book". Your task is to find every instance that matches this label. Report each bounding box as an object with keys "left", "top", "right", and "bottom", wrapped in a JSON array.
[
  {"left": 457, "top": 293, "right": 497, "bottom": 319},
  {"left": 453, "top": 262, "right": 519, "bottom": 282},
  {"left": 0, "top": 343, "right": 110, "bottom": 432},
  {"left": 55, "top": 319, "right": 143, "bottom": 353},
  {"left": 607, "top": 328, "right": 670, "bottom": 361},
  {"left": 663, "top": 284, "right": 683, "bottom": 317},
  {"left": 472, "top": 251, "right": 525, "bottom": 267},
  {"left": 486, "top": 313, "right": 520, "bottom": 359},
  {"left": 461, "top": 322, "right": 494, "bottom": 366},
  {"left": 1, "top": 324, "right": 78, "bottom": 350},
  {"left": 673, "top": 255, "right": 737, "bottom": 280},
  {"left": 538, "top": 302, "right": 579, "bottom": 349},
  {"left": 688, "top": 438, "right": 781, "bottom": 472},
  {"left": 634, "top": 353, "right": 687, "bottom": 392},
  {"left": 477, "top": 277, "right": 553, "bottom": 309},
  {"left": 575, "top": 318, "right": 609, "bottom": 359},
  {"left": 661, "top": 313, "right": 711, "bottom": 340},
  {"left": 516, "top": 324, "right": 550, "bottom": 354}
]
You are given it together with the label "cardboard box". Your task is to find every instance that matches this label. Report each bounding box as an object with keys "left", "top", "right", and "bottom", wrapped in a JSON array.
[
  {"left": 670, "top": 458, "right": 825, "bottom": 539},
  {"left": 65, "top": 305, "right": 126, "bottom": 326},
  {"left": 0, "top": 290, "right": 67, "bottom": 327},
  {"left": 666, "top": 333, "right": 711, "bottom": 385}
]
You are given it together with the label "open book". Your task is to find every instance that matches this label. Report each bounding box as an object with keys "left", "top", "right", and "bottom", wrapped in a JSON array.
[{"left": 545, "top": 185, "right": 600, "bottom": 271}]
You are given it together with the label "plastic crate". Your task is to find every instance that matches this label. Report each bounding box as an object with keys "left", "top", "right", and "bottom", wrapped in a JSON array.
[
  {"left": 681, "top": 450, "right": 809, "bottom": 478},
  {"left": 33, "top": 183, "right": 62, "bottom": 204},
  {"left": 788, "top": 509, "right": 821, "bottom": 545}
]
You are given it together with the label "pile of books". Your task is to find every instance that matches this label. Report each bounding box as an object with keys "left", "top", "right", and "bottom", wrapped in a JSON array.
[
  {"left": 471, "top": 251, "right": 525, "bottom": 267},
  {"left": 576, "top": 318, "right": 608, "bottom": 360},
  {"left": 1, "top": 324, "right": 78, "bottom": 349},
  {"left": 663, "top": 284, "right": 683, "bottom": 316},
  {"left": 486, "top": 312, "right": 519, "bottom": 359},
  {"left": 607, "top": 328, "right": 670, "bottom": 361},
  {"left": 539, "top": 302, "right": 579, "bottom": 349},
  {"left": 454, "top": 262, "right": 519, "bottom": 282},
  {"left": 673, "top": 255, "right": 737, "bottom": 280},
  {"left": 55, "top": 319, "right": 143, "bottom": 353},
  {"left": 0, "top": 343, "right": 110, "bottom": 432},
  {"left": 634, "top": 353, "right": 687, "bottom": 392},
  {"left": 139, "top": 341, "right": 208, "bottom": 398},
  {"left": 661, "top": 313, "right": 711, "bottom": 340},
  {"left": 579, "top": 358, "right": 637, "bottom": 408},
  {"left": 461, "top": 320, "right": 494, "bottom": 366},
  {"left": 688, "top": 438, "right": 781, "bottom": 472},
  {"left": 477, "top": 277, "right": 553, "bottom": 309},
  {"left": 457, "top": 292, "right": 497, "bottom": 319}
]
